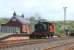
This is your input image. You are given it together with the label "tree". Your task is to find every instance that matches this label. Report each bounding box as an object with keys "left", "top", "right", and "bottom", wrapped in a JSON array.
[{"left": 29, "top": 16, "right": 38, "bottom": 32}]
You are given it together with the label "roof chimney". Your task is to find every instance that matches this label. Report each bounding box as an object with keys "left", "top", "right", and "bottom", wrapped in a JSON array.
[{"left": 13, "top": 11, "right": 16, "bottom": 16}]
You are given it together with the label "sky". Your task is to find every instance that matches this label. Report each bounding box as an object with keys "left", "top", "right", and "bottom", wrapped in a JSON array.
[{"left": 0, "top": 0, "right": 74, "bottom": 21}]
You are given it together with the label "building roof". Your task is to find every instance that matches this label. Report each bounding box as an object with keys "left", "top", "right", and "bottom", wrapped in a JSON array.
[
  {"left": 10, "top": 15, "right": 30, "bottom": 24},
  {"left": 16, "top": 16, "right": 30, "bottom": 24},
  {"left": 5, "top": 12, "right": 30, "bottom": 25}
]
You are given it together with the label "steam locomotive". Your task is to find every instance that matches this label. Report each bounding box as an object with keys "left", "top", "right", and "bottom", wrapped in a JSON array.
[{"left": 30, "top": 21, "right": 56, "bottom": 39}]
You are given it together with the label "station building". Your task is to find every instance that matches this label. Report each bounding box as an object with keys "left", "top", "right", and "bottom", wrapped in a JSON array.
[{"left": 0, "top": 12, "right": 32, "bottom": 34}]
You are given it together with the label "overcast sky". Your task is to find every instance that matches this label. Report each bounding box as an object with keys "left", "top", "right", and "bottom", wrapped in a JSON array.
[{"left": 0, "top": 0, "right": 74, "bottom": 21}]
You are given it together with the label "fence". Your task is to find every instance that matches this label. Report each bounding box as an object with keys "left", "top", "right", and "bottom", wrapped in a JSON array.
[{"left": 0, "top": 26, "right": 20, "bottom": 33}]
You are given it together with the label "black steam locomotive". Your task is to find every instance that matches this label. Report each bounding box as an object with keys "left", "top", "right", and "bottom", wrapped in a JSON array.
[{"left": 30, "top": 21, "right": 55, "bottom": 39}]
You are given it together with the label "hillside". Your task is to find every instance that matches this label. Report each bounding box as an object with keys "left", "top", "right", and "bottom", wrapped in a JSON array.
[
  {"left": 55, "top": 21, "right": 74, "bottom": 36},
  {"left": 0, "top": 18, "right": 9, "bottom": 24}
]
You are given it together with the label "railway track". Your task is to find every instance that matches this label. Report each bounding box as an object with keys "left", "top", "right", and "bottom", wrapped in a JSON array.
[
  {"left": 44, "top": 41, "right": 74, "bottom": 50},
  {"left": 0, "top": 37, "right": 65, "bottom": 48},
  {"left": 44, "top": 37, "right": 74, "bottom": 50},
  {"left": 0, "top": 37, "right": 74, "bottom": 50}
]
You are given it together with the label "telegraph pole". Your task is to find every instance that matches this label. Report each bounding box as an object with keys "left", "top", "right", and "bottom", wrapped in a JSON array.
[
  {"left": 63, "top": 7, "right": 67, "bottom": 25},
  {"left": 63, "top": 6, "right": 67, "bottom": 37}
]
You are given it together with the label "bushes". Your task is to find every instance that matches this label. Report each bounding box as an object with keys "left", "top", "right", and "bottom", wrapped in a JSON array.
[{"left": 55, "top": 23, "right": 64, "bottom": 36}]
